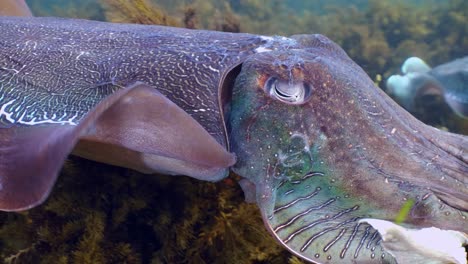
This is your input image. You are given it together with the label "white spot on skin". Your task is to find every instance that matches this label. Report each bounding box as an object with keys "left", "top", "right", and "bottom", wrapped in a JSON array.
[
  {"left": 255, "top": 47, "right": 272, "bottom": 53},
  {"left": 0, "top": 100, "right": 16, "bottom": 123},
  {"left": 24, "top": 40, "right": 37, "bottom": 49},
  {"left": 68, "top": 113, "right": 79, "bottom": 123},
  {"left": 76, "top": 51, "right": 90, "bottom": 60},
  {"left": 208, "top": 65, "right": 219, "bottom": 72},
  {"left": 260, "top": 36, "right": 274, "bottom": 41},
  {"left": 12, "top": 106, "right": 79, "bottom": 126},
  {"left": 17, "top": 117, "right": 77, "bottom": 126},
  {"left": 256, "top": 35, "right": 295, "bottom": 53},
  {"left": 0, "top": 65, "right": 26, "bottom": 75},
  {"left": 391, "top": 128, "right": 397, "bottom": 134}
]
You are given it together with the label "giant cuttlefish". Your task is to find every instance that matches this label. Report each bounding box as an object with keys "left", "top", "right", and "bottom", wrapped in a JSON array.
[
  {"left": 387, "top": 56, "right": 468, "bottom": 119},
  {"left": 0, "top": 8, "right": 466, "bottom": 264}
]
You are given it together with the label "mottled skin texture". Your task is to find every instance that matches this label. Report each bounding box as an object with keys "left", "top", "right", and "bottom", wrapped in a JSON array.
[
  {"left": 0, "top": 16, "right": 467, "bottom": 264},
  {"left": 0, "top": 16, "right": 265, "bottom": 145},
  {"left": 0, "top": 17, "right": 298, "bottom": 211},
  {"left": 229, "top": 36, "right": 467, "bottom": 263}
]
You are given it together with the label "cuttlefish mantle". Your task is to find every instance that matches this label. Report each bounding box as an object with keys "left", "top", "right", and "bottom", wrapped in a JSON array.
[{"left": 0, "top": 15, "right": 301, "bottom": 211}]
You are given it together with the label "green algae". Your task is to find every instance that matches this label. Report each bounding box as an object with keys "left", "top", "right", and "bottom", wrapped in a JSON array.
[
  {"left": 99, "top": 0, "right": 179, "bottom": 26},
  {"left": 394, "top": 199, "right": 415, "bottom": 224}
]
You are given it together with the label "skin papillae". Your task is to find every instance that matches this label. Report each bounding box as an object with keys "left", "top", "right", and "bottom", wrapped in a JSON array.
[{"left": 0, "top": 16, "right": 466, "bottom": 263}]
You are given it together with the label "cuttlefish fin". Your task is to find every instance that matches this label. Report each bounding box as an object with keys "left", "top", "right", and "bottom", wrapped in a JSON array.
[
  {"left": 0, "top": 83, "right": 150, "bottom": 211},
  {"left": 0, "top": 0, "right": 32, "bottom": 17},
  {"left": 0, "top": 125, "right": 75, "bottom": 211},
  {"left": 361, "top": 219, "right": 468, "bottom": 264},
  {"left": 257, "top": 174, "right": 396, "bottom": 263},
  {"left": 73, "top": 82, "right": 235, "bottom": 181},
  {"left": 0, "top": 82, "right": 234, "bottom": 211}
]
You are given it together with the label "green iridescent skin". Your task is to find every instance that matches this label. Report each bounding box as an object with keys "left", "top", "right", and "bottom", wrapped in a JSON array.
[{"left": 229, "top": 36, "right": 467, "bottom": 263}]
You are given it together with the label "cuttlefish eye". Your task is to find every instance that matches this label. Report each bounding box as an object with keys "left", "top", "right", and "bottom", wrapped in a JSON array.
[{"left": 265, "top": 77, "right": 312, "bottom": 104}]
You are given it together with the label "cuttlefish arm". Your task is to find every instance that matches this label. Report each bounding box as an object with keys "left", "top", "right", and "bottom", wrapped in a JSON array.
[
  {"left": 361, "top": 219, "right": 468, "bottom": 264},
  {"left": 229, "top": 34, "right": 467, "bottom": 263},
  {"left": 0, "top": 0, "right": 32, "bottom": 17},
  {"left": 0, "top": 82, "right": 234, "bottom": 211}
]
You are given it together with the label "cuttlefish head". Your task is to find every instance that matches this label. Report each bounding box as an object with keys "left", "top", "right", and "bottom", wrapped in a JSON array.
[{"left": 229, "top": 35, "right": 467, "bottom": 263}]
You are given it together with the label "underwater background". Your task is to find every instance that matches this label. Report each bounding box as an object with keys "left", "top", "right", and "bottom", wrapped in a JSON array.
[{"left": 1, "top": 0, "right": 467, "bottom": 263}]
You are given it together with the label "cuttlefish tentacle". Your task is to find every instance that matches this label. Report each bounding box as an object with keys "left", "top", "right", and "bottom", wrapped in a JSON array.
[
  {"left": 361, "top": 219, "right": 468, "bottom": 264},
  {"left": 229, "top": 35, "right": 467, "bottom": 263}
]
